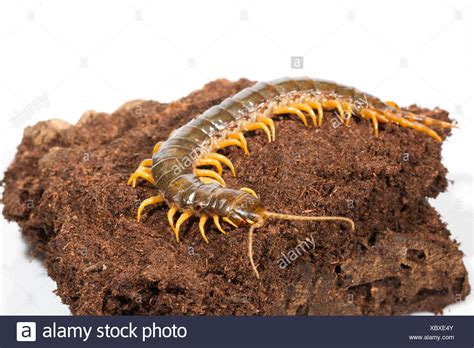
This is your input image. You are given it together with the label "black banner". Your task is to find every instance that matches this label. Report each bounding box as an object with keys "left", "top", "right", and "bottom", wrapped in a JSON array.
[
  {"left": 2, "top": 316, "right": 472, "bottom": 347},
  {"left": 0, "top": 316, "right": 474, "bottom": 348}
]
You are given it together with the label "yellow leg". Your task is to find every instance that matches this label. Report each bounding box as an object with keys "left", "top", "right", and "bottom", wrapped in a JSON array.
[
  {"left": 195, "top": 158, "right": 223, "bottom": 175},
  {"left": 360, "top": 109, "right": 379, "bottom": 137},
  {"left": 167, "top": 206, "right": 178, "bottom": 240},
  {"left": 240, "top": 187, "right": 258, "bottom": 198},
  {"left": 153, "top": 141, "right": 163, "bottom": 155},
  {"left": 228, "top": 132, "right": 249, "bottom": 155},
  {"left": 341, "top": 102, "right": 354, "bottom": 126},
  {"left": 242, "top": 121, "right": 272, "bottom": 143},
  {"left": 199, "top": 176, "right": 224, "bottom": 186},
  {"left": 272, "top": 106, "right": 308, "bottom": 126},
  {"left": 128, "top": 167, "right": 155, "bottom": 188},
  {"left": 305, "top": 100, "right": 324, "bottom": 126},
  {"left": 140, "top": 159, "right": 153, "bottom": 167},
  {"left": 402, "top": 111, "right": 456, "bottom": 129},
  {"left": 373, "top": 109, "right": 389, "bottom": 123},
  {"left": 205, "top": 152, "right": 236, "bottom": 176},
  {"left": 257, "top": 115, "right": 276, "bottom": 141},
  {"left": 213, "top": 215, "right": 227, "bottom": 235},
  {"left": 382, "top": 110, "right": 442, "bottom": 142},
  {"left": 194, "top": 168, "right": 226, "bottom": 186},
  {"left": 214, "top": 138, "right": 246, "bottom": 154},
  {"left": 174, "top": 210, "right": 194, "bottom": 242},
  {"left": 136, "top": 195, "right": 164, "bottom": 221},
  {"left": 385, "top": 101, "right": 454, "bottom": 129},
  {"left": 385, "top": 101, "right": 400, "bottom": 109},
  {"left": 134, "top": 159, "right": 153, "bottom": 168},
  {"left": 323, "top": 100, "right": 345, "bottom": 123},
  {"left": 199, "top": 215, "right": 209, "bottom": 243},
  {"left": 292, "top": 103, "right": 317, "bottom": 126},
  {"left": 222, "top": 216, "right": 238, "bottom": 228},
  {"left": 385, "top": 100, "right": 454, "bottom": 129}
]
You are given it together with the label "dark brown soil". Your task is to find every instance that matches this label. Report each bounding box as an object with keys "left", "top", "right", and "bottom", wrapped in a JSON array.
[{"left": 1, "top": 79, "right": 469, "bottom": 315}]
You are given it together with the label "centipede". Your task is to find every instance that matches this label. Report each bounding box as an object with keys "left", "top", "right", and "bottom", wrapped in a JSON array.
[{"left": 128, "top": 77, "right": 455, "bottom": 278}]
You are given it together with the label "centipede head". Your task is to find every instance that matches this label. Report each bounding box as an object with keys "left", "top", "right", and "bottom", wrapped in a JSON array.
[
  {"left": 225, "top": 193, "right": 265, "bottom": 226},
  {"left": 219, "top": 189, "right": 356, "bottom": 279}
]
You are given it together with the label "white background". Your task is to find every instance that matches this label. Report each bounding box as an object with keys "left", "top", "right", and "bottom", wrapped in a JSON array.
[{"left": 0, "top": 0, "right": 472, "bottom": 315}]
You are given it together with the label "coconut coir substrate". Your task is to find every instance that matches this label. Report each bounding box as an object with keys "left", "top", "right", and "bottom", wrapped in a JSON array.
[{"left": 2, "top": 79, "right": 469, "bottom": 315}]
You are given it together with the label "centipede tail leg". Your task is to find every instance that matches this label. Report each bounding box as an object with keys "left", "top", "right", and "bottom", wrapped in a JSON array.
[
  {"left": 402, "top": 111, "right": 456, "bottom": 129},
  {"left": 382, "top": 111, "right": 443, "bottom": 142},
  {"left": 384, "top": 101, "right": 454, "bottom": 129}
]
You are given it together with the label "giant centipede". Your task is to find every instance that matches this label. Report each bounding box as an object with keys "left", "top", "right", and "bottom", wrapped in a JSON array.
[{"left": 128, "top": 77, "right": 455, "bottom": 278}]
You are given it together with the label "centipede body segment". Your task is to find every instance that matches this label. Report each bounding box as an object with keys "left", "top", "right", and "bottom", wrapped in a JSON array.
[{"left": 128, "top": 77, "right": 455, "bottom": 278}]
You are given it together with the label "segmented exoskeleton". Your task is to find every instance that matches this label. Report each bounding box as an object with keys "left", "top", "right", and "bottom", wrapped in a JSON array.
[{"left": 128, "top": 77, "right": 455, "bottom": 278}]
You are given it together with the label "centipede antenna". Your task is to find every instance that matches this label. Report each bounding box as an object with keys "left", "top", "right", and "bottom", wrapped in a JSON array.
[
  {"left": 248, "top": 216, "right": 264, "bottom": 279},
  {"left": 247, "top": 213, "right": 355, "bottom": 279},
  {"left": 264, "top": 211, "right": 355, "bottom": 231}
]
